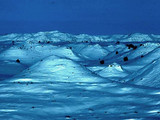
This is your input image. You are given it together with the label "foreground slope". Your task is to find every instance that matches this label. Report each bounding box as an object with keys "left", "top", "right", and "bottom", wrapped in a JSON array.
[{"left": 0, "top": 31, "right": 160, "bottom": 119}]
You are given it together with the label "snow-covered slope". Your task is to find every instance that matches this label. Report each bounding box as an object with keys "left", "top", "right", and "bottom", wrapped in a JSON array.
[{"left": 0, "top": 31, "right": 160, "bottom": 119}]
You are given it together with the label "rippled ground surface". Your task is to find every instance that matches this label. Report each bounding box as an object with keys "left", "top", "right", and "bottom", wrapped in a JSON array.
[{"left": 0, "top": 31, "right": 160, "bottom": 120}]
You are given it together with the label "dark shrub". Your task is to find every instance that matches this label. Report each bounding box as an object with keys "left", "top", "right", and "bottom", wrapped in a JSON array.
[
  {"left": 126, "top": 44, "right": 137, "bottom": 50},
  {"left": 16, "top": 59, "right": 20, "bottom": 63},
  {"left": 123, "top": 57, "right": 128, "bottom": 61},
  {"left": 12, "top": 41, "right": 15, "bottom": 45},
  {"left": 100, "top": 60, "right": 105, "bottom": 64},
  {"left": 140, "top": 44, "right": 143, "bottom": 46},
  {"left": 116, "top": 41, "right": 120, "bottom": 44}
]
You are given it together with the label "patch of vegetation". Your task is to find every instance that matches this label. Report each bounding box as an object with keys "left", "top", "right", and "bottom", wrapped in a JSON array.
[
  {"left": 16, "top": 59, "right": 20, "bottom": 63},
  {"left": 116, "top": 41, "right": 120, "bottom": 44},
  {"left": 126, "top": 44, "right": 137, "bottom": 50},
  {"left": 100, "top": 60, "right": 105, "bottom": 64},
  {"left": 123, "top": 57, "right": 128, "bottom": 61}
]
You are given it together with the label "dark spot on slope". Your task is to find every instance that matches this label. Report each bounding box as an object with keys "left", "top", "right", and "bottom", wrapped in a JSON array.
[
  {"left": 140, "top": 44, "right": 143, "bottom": 46},
  {"left": 116, "top": 51, "right": 119, "bottom": 54},
  {"left": 126, "top": 44, "right": 137, "bottom": 50},
  {"left": 66, "top": 47, "right": 72, "bottom": 49},
  {"left": 109, "top": 65, "right": 112, "bottom": 67},
  {"left": 38, "top": 41, "right": 41, "bottom": 43},
  {"left": 141, "top": 55, "right": 144, "bottom": 58},
  {"left": 30, "top": 82, "right": 33, "bottom": 84},
  {"left": 65, "top": 115, "right": 71, "bottom": 119},
  {"left": 123, "top": 57, "right": 128, "bottom": 61},
  {"left": 100, "top": 60, "right": 105, "bottom": 64},
  {"left": 133, "top": 46, "right": 137, "bottom": 50},
  {"left": 134, "top": 111, "right": 138, "bottom": 113},
  {"left": 32, "top": 106, "right": 35, "bottom": 109},
  {"left": 116, "top": 41, "right": 120, "bottom": 44},
  {"left": 12, "top": 41, "right": 15, "bottom": 45},
  {"left": 104, "top": 111, "right": 107, "bottom": 114},
  {"left": 47, "top": 41, "right": 50, "bottom": 44},
  {"left": 16, "top": 59, "right": 20, "bottom": 63},
  {"left": 88, "top": 108, "right": 94, "bottom": 112}
]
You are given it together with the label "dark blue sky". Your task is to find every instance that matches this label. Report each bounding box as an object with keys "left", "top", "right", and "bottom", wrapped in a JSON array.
[{"left": 0, "top": 0, "right": 160, "bottom": 35}]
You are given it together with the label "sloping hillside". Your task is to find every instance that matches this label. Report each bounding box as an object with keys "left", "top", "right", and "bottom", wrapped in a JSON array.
[{"left": 0, "top": 31, "right": 160, "bottom": 119}]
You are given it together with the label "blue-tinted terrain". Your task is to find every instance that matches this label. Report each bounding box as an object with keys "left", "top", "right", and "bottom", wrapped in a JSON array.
[
  {"left": 0, "top": 0, "right": 160, "bottom": 35},
  {"left": 0, "top": 1, "right": 160, "bottom": 120}
]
